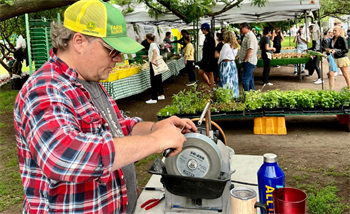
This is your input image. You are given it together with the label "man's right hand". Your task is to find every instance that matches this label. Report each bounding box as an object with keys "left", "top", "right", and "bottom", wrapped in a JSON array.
[{"left": 151, "top": 124, "right": 187, "bottom": 157}]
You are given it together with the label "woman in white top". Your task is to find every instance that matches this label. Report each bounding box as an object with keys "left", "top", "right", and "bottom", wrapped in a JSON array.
[
  {"left": 145, "top": 34, "right": 165, "bottom": 104},
  {"left": 218, "top": 31, "right": 239, "bottom": 98}
]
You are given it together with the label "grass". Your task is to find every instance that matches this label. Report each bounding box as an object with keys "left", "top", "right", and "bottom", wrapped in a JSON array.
[
  {"left": 0, "top": 61, "right": 34, "bottom": 75},
  {"left": 274, "top": 36, "right": 312, "bottom": 48},
  {"left": 0, "top": 90, "right": 19, "bottom": 114},
  {"left": 298, "top": 181, "right": 349, "bottom": 214}
]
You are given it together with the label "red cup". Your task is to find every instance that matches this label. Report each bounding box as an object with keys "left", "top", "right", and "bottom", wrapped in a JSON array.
[{"left": 273, "top": 187, "right": 307, "bottom": 214}]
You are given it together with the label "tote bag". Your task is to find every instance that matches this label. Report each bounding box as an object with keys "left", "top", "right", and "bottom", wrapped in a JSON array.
[{"left": 152, "top": 55, "right": 169, "bottom": 76}]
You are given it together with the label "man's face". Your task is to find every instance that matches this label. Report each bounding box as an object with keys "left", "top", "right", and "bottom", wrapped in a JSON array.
[
  {"left": 252, "top": 29, "right": 256, "bottom": 33},
  {"left": 201, "top": 29, "right": 207, "bottom": 35},
  {"left": 334, "top": 22, "right": 340, "bottom": 27},
  {"left": 240, "top": 25, "right": 248, "bottom": 35},
  {"left": 76, "top": 36, "right": 122, "bottom": 82}
]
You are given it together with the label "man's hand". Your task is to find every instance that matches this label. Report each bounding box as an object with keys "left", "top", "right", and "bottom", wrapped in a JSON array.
[
  {"left": 153, "top": 116, "right": 198, "bottom": 134},
  {"left": 150, "top": 124, "right": 187, "bottom": 157}
]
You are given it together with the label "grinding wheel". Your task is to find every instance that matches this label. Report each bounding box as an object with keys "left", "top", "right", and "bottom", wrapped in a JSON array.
[{"left": 165, "top": 133, "right": 222, "bottom": 179}]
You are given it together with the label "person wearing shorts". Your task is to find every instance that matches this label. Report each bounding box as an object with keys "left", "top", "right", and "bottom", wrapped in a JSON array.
[
  {"left": 198, "top": 23, "right": 216, "bottom": 88},
  {"left": 328, "top": 26, "right": 350, "bottom": 90}
]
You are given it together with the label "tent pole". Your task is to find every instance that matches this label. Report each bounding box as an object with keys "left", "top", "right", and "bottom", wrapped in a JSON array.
[
  {"left": 295, "top": 13, "right": 297, "bottom": 48},
  {"left": 318, "top": 8, "right": 324, "bottom": 90},
  {"left": 211, "top": 17, "right": 215, "bottom": 35},
  {"left": 288, "top": 19, "right": 291, "bottom": 47},
  {"left": 196, "top": 18, "right": 199, "bottom": 62}
]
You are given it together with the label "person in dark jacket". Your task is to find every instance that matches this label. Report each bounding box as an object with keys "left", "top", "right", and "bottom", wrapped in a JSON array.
[
  {"left": 171, "top": 30, "right": 189, "bottom": 48},
  {"left": 305, "top": 25, "right": 323, "bottom": 85},
  {"left": 198, "top": 23, "right": 216, "bottom": 88},
  {"left": 327, "top": 26, "right": 350, "bottom": 89}
]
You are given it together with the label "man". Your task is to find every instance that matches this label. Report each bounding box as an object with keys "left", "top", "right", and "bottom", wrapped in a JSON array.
[
  {"left": 163, "top": 31, "right": 172, "bottom": 44},
  {"left": 198, "top": 23, "right": 216, "bottom": 88},
  {"left": 239, "top": 22, "right": 258, "bottom": 91},
  {"left": 221, "top": 27, "right": 226, "bottom": 33},
  {"left": 252, "top": 28, "right": 256, "bottom": 36},
  {"left": 171, "top": 29, "right": 189, "bottom": 48},
  {"left": 13, "top": 1, "right": 197, "bottom": 213}
]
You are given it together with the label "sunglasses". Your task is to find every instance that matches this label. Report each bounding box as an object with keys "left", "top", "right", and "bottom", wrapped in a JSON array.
[{"left": 98, "top": 40, "right": 120, "bottom": 58}]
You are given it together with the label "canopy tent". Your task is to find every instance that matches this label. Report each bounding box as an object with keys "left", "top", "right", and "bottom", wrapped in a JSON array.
[
  {"left": 117, "top": 0, "right": 320, "bottom": 24},
  {"left": 212, "top": 0, "right": 320, "bottom": 23}
]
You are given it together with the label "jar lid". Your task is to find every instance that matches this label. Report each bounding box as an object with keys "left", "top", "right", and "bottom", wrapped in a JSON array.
[
  {"left": 263, "top": 153, "right": 277, "bottom": 163},
  {"left": 230, "top": 187, "right": 256, "bottom": 200}
]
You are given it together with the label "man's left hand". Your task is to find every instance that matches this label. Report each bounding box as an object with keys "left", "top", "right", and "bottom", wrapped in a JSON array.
[{"left": 153, "top": 116, "right": 198, "bottom": 134}]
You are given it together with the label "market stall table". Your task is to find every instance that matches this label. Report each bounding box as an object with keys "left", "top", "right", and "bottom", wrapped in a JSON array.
[
  {"left": 236, "top": 57, "right": 311, "bottom": 82},
  {"left": 135, "top": 154, "right": 263, "bottom": 214},
  {"left": 101, "top": 58, "right": 185, "bottom": 100}
]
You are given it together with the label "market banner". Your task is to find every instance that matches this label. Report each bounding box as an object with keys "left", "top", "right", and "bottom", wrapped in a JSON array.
[
  {"left": 158, "top": 26, "right": 173, "bottom": 43},
  {"left": 136, "top": 23, "right": 160, "bottom": 43}
]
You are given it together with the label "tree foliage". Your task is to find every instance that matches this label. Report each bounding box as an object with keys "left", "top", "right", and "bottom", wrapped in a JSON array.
[
  {"left": 0, "top": 1, "right": 69, "bottom": 74},
  {"left": 319, "top": 0, "right": 350, "bottom": 20}
]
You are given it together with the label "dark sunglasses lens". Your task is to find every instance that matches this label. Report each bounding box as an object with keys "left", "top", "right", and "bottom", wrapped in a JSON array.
[{"left": 110, "top": 50, "right": 119, "bottom": 58}]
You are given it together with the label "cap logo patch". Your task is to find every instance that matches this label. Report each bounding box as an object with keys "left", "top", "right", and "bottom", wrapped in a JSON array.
[
  {"left": 111, "top": 25, "right": 123, "bottom": 34},
  {"left": 87, "top": 22, "right": 96, "bottom": 30}
]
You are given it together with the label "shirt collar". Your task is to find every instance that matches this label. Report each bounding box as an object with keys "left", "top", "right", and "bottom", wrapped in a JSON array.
[{"left": 49, "top": 48, "right": 79, "bottom": 83}]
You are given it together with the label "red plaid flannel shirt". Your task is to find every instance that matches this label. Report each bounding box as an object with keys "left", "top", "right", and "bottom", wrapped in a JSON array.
[{"left": 14, "top": 49, "right": 142, "bottom": 213}]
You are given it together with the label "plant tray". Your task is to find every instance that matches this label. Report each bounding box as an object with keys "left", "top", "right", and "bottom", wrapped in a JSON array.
[
  {"left": 264, "top": 108, "right": 284, "bottom": 115},
  {"left": 226, "top": 111, "right": 245, "bottom": 117},
  {"left": 283, "top": 107, "right": 303, "bottom": 114},
  {"left": 303, "top": 107, "right": 323, "bottom": 114},
  {"left": 322, "top": 107, "right": 343, "bottom": 113},
  {"left": 246, "top": 109, "right": 263, "bottom": 116}
]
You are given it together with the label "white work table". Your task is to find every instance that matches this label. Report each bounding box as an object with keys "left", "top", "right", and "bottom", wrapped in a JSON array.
[{"left": 135, "top": 154, "right": 264, "bottom": 214}]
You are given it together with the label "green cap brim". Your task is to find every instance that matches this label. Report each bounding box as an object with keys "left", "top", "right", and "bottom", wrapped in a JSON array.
[{"left": 102, "top": 37, "right": 144, "bottom": 54}]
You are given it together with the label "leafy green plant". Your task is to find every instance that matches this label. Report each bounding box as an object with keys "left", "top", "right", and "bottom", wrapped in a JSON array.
[
  {"left": 262, "top": 89, "right": 281, "bottom": 108},
  {"left": 244, "top": 90, "right": 263, "bottom": 110},
  {"left": 280, "top": 91, "right": 297, "bottom": 108}
]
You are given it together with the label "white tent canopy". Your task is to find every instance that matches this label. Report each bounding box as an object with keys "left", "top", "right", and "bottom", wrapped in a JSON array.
[
  {"left": 213, "top": 0, "right": 320, "bottom": 23},
  {"left": 116, "top": 0, "right": 320, "bottom": 24}
]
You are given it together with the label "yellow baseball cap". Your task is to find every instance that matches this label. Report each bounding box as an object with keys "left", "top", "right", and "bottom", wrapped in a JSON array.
[{"left": 64, "top": 0, "right": 143, "bottom": 54}]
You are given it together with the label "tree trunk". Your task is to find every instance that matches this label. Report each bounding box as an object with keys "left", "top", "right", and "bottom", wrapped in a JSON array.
[{"left": 0, "top": 0, "right": 79, "bottom": 21}]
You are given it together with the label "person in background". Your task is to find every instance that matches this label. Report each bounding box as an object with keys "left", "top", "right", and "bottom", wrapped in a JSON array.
[
  {"left": 163, "top": 32, "right": 172, "bottom": 44},
  {"left": 333, "top": 19, "right": 347, "bottom": 76},
  {"left": 171, "top": 29, "right": 189, "bottom": 48},
  {"left": 146, "top": 34, "right": 165, "bottom": 104},
  {"left": 198, "top": 23, "right": 216, "bottom": 88},
  {"left": 256, "top": 33, "right": 262, "bottom": 42},
  {"left": 327, "top": 26, "right": 350, "bottom": 90},
  {"left": 215, "top": 33, "right": 224, "bottom": 82},
  {"left": 239, "top": 22, "right": 258, "bottom": 92},
  {"left": 13, "top": 1, "right": 197, "bottom": 213},
  {"left": 305, "top": 25, "right": 322, "bottom": 85},
  {"left": 271, "top": 27, "right": 284, "bottom": 68},
  {"left": 221, "top": 27, "right": 226, "bottom": 33},
  {"left": 141, "top": 36, "right": 150, "bottom": 51},
  {"left": 183, "top": 35, "right": 196, "bottom": 86},
  {"left": 293, "top": 26, "right": 309, "bottom": 75},
  {"left": 260, "top": 27, "right": 276, "bottom": 86},
  {"left": 252, "top": 28, "right": 257, "bottom": 36},
  {"left": 272, "top": 27, "right": 284, "bottom": 53},
  {"left": 218, "top": 31, "right": 240, "bottom": 98}
]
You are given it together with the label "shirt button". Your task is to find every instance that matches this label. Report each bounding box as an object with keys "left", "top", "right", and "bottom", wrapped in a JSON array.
[
  {"left": 98, "top": 124, "right": 101, "bottom": 128},
  {"left": 121, "top": 175, "right": 124, "bottom": 179},
  {"left": 105, "top": 123, "right": 109, "bottom": 127},
  {"left": 127, "top": 202, "right": 129, "bottom": 205}
]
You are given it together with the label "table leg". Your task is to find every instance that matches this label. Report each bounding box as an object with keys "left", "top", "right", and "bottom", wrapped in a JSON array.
[{"left": 298, "top": 64, "right": 303, "bottom": 82}]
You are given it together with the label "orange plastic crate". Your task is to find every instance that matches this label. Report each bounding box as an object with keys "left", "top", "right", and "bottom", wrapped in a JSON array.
[{"left": 254, "top": 116, "right": 287, "bottom": 135}]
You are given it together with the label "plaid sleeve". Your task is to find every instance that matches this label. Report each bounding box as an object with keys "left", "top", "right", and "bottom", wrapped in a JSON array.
[{"left": 23, "top": 85, "right": 115, "bottom": 184}]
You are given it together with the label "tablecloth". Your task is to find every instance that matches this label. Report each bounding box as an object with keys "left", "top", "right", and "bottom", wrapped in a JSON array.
[{"left": 101, "top": 58, "right": 185, "bottom": 100}]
